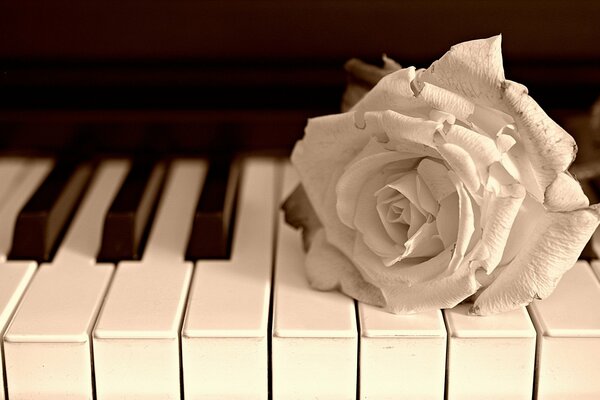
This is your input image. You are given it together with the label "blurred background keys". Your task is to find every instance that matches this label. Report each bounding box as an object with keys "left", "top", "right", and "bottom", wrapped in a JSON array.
[
  {"left": 186, "top": 155, "right": 240, "bottom": 260},
  {"left": 98, "top": 159, "right": 166, "bottom": 262},
  {"left": 9, "top": 159, "right": 94, "bottom": 262}
]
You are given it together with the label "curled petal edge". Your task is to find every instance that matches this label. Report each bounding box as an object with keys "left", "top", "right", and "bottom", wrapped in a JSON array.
[
  {"left": 472, "top": 204, "right": 600, "bottom": 315},
  {"left": 544, "top": 171, "right": 589, "bottom": 212},
  {"left": 469, "top": 184, "right": 526, "bottom": 274}
]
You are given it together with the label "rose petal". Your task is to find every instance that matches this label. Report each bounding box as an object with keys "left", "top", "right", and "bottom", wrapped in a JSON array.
[
  {"left": 418, "top": 35, "right": 576, "bottom": 198},
  {"left": 418, "top": 35, "right": 505, "bottom": 107},
  {"left": 417, "top": 82, "right": 475, "bottom": 122},
  {"left": 416, "top": 175, "right": 439, "bottom": 216},
  {"left": 352, "top": 234, "right": 454, "bottom": 286},
  {"left": 470, "top": 183, "right": 526, "bottom": 274},
  {"left": 543, "top": 171, "right": 589, "bottom": 212},
  {"left": 281, "top": 184, "right": 323, "bottom": 251},
  {"left": 292, "top": 112, "right": 381, "bottom": 257},
  {"left": 499, "top": 131, "right": 543, "bottom": 200},
  {"left": 429, "top": 109, "right": 456, "bottom": 125},
  {"left": 352, "top": 67, "right": 428, "bottom": 128},
  {"left": 385, "top": 172, "right": 427, "bottom": 213},
  {"left": 473, "top": 204, "right": 600, "bottom": 315},
  {"left": 447, "top": 171, "right": 476, "bottom": 273},
  {"left": 408, "top": 202, "right": 427, "bottom": 238},
  {"left": 354, "top": 172, "right": 403, "bottom": 265},
  {"left": 444, "top": 124, "right": 501, "bottom": 176},
  {"left": 400, "top": 202, "right": 411, "bottom": 224},
  {"left": 417, "top": 158, "right": 456, "bottom": 202},
  {"left": 470, "top": 104, "right": 514, "bottom": 139},
  {"left": 376, "top": 191, "right": 410, "bottom": 245},
  {"left": 402, "top": 218, "right": 444, "bottom": 259},
  {"left": 292, "top": 111, "right": 372, "bottom": 223},
  {"left": 495, "top": 130, "right": 517, "bottom": 154},
  {"left": 499, "top": 194, "right": 545, "bottom": 266},
  {"left": 376, "top": 110, "right": 443, "bottom": 148},
  {"left": 486, "top": 162, "right": 517, "bottom": 194},
  {"left": 436, "top": 192, "right": 460, "bottom": 248},
  {"left": 499, "top": 80, "right": 577, "bottom": 195},
  {"left": 437, "top": 142, "right": 481, "bottom": 194},
  {"left": 378, "top": 255, "right": 480, "bottom": 313},
  {"left": 336, "top": 138, "right": 420, "bottom": 228},
  {"left": 306, "top": 229, "right": 386, "bottom": 307},
  {"left": 365, "top": 111, "right": 444, "bottom": 159}
]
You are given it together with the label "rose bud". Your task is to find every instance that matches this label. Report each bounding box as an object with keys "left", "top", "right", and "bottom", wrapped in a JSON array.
[{"left": 288, "top": 35, "right": 600, "bottom": 315}]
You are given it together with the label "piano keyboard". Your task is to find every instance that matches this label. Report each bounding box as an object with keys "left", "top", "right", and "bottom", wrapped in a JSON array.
[{"left": 1, "top": 156, "right": 600, "bottom": 399}]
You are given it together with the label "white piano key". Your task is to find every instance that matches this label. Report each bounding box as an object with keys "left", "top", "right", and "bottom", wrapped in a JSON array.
[
  {"left": 0, "top": 159, "right": 53, "bottom": 400},
  {"left": 591, "top": 259, "right": 600, "bottom": 282},
  {"left": 0, "top": 261, "right": 35, "bottom": 400},
  {"left": 0, "top": 157, "right": 28, "bottom": 209},
  {"left": 272, "top": 164, "right": 357, "bottom": 400},
  {"left": 444, "top": 303, "right": 536, "bottom": 400},
  {"left": 3, "top": 160, "right": 129, "bottom": 400},
  {"left": 529, "top": 261, "right": 600, "bottom": 399},
  {"left": 358, "top": 303, "right": 446, "bottom": 400},
  {"left": 93, "top": 159, "right": 206, "bottom": 400},
  {"left": 0, "top": 158, "right": 53, "bottom": 259},
  {"left": 181, "top": 158, "right": 277, "bottom": 400}
]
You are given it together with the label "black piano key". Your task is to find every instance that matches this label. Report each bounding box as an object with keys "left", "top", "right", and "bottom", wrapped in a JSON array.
[
  {"left": 185, "top": 156, "right": 240, "bottom": 260},
  {"left": 9, "top": 160, "right": 95, "bottom": 262},
  {"left": 97, "top": 159, "right": 167, "bottom": 262}
]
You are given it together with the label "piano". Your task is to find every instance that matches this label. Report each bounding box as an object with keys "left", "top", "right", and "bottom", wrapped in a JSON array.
[{"left": 1, "top": 1, "right": 600, "bottom": 399}]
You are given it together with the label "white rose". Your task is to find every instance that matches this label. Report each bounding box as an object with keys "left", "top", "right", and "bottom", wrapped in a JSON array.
[{"left": 290, "top": 35, "right": 600, "bottom": 315}]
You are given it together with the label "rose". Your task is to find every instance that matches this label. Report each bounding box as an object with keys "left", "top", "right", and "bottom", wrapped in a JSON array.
[{"left": 289, "top": 36, "right": 600, "bottom": 315}]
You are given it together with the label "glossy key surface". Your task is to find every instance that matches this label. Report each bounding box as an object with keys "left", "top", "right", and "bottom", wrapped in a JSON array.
[
  {"left": 529, "top": 261, "right": 600, "bottom": 399},
  {"left": 10, "top": 158, "right": 94, "bottom": 262},
  {"left": 98, "top": 158, "right": 166, "bottom": 261},
  {"left": 0, "top": 158, "right": 53, "bottom": 400},
  {"left": 93, "top": 159, "right": 206, "bottom": 400},
  {"left": 359, "top": 303, "right": 446, "bottom": 400},
  {"left": 185, "top": 155, "right": 240, "bottom": 260},
  {"left": 3, "top": 160, "right": 129, "bottom": 400},
  {"left": 444, "top": 304, "right": 536, "bottom": 400},
  {"left": 272, "top": 164, "right": 357, "bottom": 400},
  {"left": 0, "top": 158, "right": 27, "bottom": 209},
  {"left": 182, "top": 158, "right": 276, "bottom": 400}
]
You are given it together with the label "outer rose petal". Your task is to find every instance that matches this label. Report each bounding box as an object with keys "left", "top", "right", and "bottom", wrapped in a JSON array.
[
  {"left": 544, "top": 171, "right": 589, "bottom": 212},
  {"left": 374, "top": 110, "right": 442, "bottom": 149},
  {"left": 292, "top": 111, "right": 385, "bottom": 257},
  {"left": 367, "top": 111, "right": 443, "bottom": 158},
  {"left": 472, "top": 204, "right": 600, "bottom": 315},
  {"left": 352, "top": 67, "right": 427, "bottom": 127},
  {"left": 306, "top": 229, "right": 386, "bottom": 307},
  {"left": 417, "top": 82, "right": 475, "bottom": 122},
  {"left": 419, "top": 35, "right": 505, "bottom": 107},
  {"left": 420, "top": 35, "right": 577, "bottom": 196},
  {"left": 500, "top": 80, "right": 577, "bottom": 196},
  {"left": 378, "top": 253, "right": 481, "bottom": 314}
]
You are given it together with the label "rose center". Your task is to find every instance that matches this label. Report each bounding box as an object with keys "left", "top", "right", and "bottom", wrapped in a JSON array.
[{"left": 371, "top": 168, "right": 448, "bottom": 266}]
